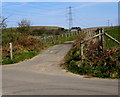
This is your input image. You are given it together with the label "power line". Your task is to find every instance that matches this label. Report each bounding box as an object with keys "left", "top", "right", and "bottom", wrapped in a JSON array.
[{"left": 74, "top": 13, "right": 93, "bottom": 27}]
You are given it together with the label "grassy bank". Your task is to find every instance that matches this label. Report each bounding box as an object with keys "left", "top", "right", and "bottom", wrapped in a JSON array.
[
  {"left": 2, "top": 52, "right": 37, "bottom": 64},
  {"left": 2, "top": 28, "right": 48, "bottom": 65},
  {"left": 63, "top": 27, "right": 120, "bottom": 79},
  {"left": 105, "top": 26, "right": 120, "bottom": 49}
]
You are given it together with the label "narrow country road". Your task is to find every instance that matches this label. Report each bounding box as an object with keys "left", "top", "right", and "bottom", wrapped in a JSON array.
[{"left": 2, "top": 42, "right": 118, "bottom": 95}]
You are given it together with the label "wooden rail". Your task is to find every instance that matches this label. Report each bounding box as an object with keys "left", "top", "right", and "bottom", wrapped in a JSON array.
[
  {"left": 80, "top": 28, "right": 120, "bottom": 61},
  {"left": 81, "top": 33, "right": 105, "bottom": 44},
  {"left": 105, "top": 33, "right": 120, "bottom": 45}
]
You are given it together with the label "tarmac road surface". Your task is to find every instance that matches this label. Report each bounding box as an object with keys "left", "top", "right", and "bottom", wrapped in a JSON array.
[{"left": 2, "top": 41, "right": 118, "bottom": 95}]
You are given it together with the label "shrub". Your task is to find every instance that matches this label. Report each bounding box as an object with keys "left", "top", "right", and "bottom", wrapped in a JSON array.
[
  {"left": 2, "top": 28, "right": 46, "bottom": 65},
  {"left": 17, "top": 19, "right": 31, "bottom": 34},
  {"left": 64, "top": 32, "right": 120, "bottom": 78},
  {"left": 31, "top": 28, "right": 46, "bottom": 36}
]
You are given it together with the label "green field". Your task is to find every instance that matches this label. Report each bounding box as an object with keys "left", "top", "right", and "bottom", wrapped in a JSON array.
[{"left": 104, "top": 26, "right": 120, "bottom": 49}]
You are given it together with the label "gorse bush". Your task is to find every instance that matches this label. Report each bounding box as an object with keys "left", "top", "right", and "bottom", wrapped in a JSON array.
[
  {"left": 2, "top": 28, "right": 46, "bottom": 65},
  {"left": 2, "top": 29, "right": 44, "bottom": 51}
]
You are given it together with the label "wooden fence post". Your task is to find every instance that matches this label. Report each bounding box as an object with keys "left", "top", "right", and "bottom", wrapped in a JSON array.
[
  {"left": 102, "top": 28, "right": 105, "bottom": 51},
  {"left": 68, "top": 33, "right": 70, "bottom": 37},
  {"left": 50, "top": 36, "right": 52, "bottom": 43},
  {"left": 9, "top": 42, "right": 13, "bottom": 60},
  {"left": 69, "top": 33, "right": 71, "bottom": 37},
  {"left": 45, "top": 36, "right": 47, "bottom": 43},
  {"left": 63, "top": 34, "right": 64, "bottom": 38},
  {"left": 65, "top": 33, "right": 67, "bottom": 37},
  {"left": 73, "top": 31, "right": 75, "bottom": 35},
  {"left": 98, "top": 29, "right": 101, "bottom": 40},
  {"left": 58, "top": 35, "right": 60, "bottom": 40},
  {"left": 80, "top": 43, "right": 84, "bottom": 61},
  {"left": 71, "top": 32, "right": 73, "bottom": 36}
]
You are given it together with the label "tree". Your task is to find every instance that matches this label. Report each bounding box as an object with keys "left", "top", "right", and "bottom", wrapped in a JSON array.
[
  {"left": 17, "top": 19, "right": 31, "bottom": 34},
  {"left": 0, "top": 16, "right": 8, "bottom": 29}
]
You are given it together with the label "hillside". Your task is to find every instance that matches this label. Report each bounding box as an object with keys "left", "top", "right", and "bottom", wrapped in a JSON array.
[
  {"left": 2, "top": 26, "right": 119, "bottom": 65},
  {"left": 30, "top": 26, "right": 61, "bottom": 30},
  {"left": 5, "top": 26, "right": 62, "bottom": 31},
  {"left": 82, "top": 26, "right": 111, "bottom": 30}
]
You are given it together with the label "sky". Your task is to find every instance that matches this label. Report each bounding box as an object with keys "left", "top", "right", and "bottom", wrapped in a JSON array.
[{"left": 2, "top": 2, "right": 119, "bottom": 29}]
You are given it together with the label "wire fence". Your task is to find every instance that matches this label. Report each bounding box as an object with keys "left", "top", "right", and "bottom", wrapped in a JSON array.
[{"left": 39, "top": 29, "right": 97, "bottom": 44}]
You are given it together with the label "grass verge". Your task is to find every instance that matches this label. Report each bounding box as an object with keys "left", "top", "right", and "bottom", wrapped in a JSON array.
[{"left": 2, "top": 52, "right": 37, "bottom": 65}]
